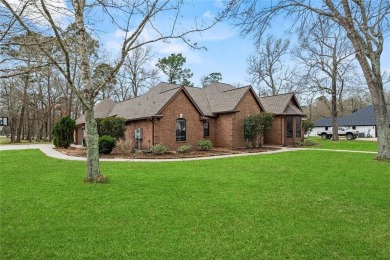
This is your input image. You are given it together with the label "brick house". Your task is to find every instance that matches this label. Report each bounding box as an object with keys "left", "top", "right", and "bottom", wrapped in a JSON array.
[
  {"left": 260, "top": 93, "right": 305, "bottom": 145},
  {"left": 75, "top": 82, "right": 304, "bottom": 149}
]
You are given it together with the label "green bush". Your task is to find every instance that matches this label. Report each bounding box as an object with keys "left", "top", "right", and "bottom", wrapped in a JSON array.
[
  {"left": 99, "top": 135, "right": 116, "bottom": 154},
  {"left": 52, "top": 116, "right": 76, "bottom": 148},
  {"left": 296, "top": 139, "right": 318, "bottom": 147},
  {"left": 151, "top": 144, "right": 169, "bottom": 155},
  {"left": 244, "top": 112, "right": 274, "bottom": 147},
  {"left": 302, "top": 120, "right": 315, "bottom": 136},
  {"left": 197, "top": 139, "right": 213, "bottom": 150},
  {"left": 97, "top": 117, "right": 126, "bottom": 140},
  {"left": 177, "top": 144, "right": 192, "bottom": 153}
]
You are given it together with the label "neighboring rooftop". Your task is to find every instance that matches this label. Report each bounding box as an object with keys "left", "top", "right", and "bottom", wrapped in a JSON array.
[{"left": 314, "top": 105, "right": 390, "bottom": 127}]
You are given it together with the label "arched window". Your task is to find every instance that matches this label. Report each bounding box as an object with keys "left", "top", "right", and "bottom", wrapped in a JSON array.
[{"left": 176, "top": 119, "right": 186, "bottom": 141}]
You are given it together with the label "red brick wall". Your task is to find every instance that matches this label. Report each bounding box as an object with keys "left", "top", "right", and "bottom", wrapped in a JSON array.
[
  {"left": 232, "top": 90, "right": 262, "bottom": 148},
  {"left": 154, "top": 91, "right": 204, "bottom": 150},
  {"left": 264, "top": 116, "right": 283, "bottom": 145},
  {"left": 125, "top": 120, "right": 153, "bottom": 150},
  {"left": 208, "top": 118, "right": 217, "bottom": 145},
  {"left": 215, "top": 113, "right": 234, "bottom": 147}
]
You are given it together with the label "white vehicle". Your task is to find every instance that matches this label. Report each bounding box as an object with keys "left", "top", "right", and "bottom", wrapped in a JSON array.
[{"left": 317, "top": 127, "right": 359, "bottom": 140}]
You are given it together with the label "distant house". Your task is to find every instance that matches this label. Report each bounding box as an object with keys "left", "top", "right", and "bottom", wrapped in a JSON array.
[
  {"left": 311, "top": 105, "right": 390, "bottom": 137},
  {"left": 75, "top": 82, "right": 305, "bottom": 149},
  {"left": 260, "top": 93, "right": 305, "bottom": 145}
]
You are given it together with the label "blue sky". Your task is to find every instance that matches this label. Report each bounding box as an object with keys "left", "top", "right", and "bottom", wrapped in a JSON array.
[
  {"left": 8, "top": 0, "right": 390, "bottom": 88},
  {"left": 99, "top": 0, "right": 257, "bottom": 86},
  {"left": 100, "top": 0, "right": 390, "bottom": 88}
]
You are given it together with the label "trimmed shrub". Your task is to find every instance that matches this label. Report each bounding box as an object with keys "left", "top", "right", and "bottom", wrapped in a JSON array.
[
  {"left": 177, "top": 144, "right": 192, "bottom": 153},
  {"left": 53, "top": 116, "right": 76, "bottom": 148},
  {"left": 151, "top": 144, "right": 169, "bottom": 155},
  {"left": 197, "top": 139, "right": 213, "bottom": 150},
  {"left": 97, "top": 117, "right": 126, "bottom": 140},
  {"left": 99, "top": 135, "right": 116, "bottom": 154},
  {"left": 116, "top": 138, "right": 134, "bottom": 155},
  {"left": 296, "top": 139, "right": 318, "bottom": 147},
  {"left": 302, "top": 120, "right": 315, "bottom": 137},
  {"left": 244, "top": 112, "right": 274, "bottom": 147}
]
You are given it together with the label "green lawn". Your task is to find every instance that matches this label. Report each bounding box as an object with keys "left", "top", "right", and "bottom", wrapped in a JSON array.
[
  {"left": 0, "top": 136, "right": 10, "bottom": 144},
  {"left": 0, "top": 136, "right": 52, "bottom": 145},
  {"left": 1, "top": 149, "right": 389, "bottom": 259},
  {"left": 306, "top": 136, "right": 378, "bottom": 151}
]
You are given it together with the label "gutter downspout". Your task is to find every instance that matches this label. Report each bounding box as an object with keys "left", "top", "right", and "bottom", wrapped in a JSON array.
[{"left": 152, "top": 118, "right": 155, "bottom": 146}]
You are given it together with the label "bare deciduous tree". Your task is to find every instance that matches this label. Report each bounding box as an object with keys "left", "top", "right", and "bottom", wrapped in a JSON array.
[
  {"left": 115, "top": 45, "right": 159, "bottom": 101},
  {"left": 1, "top": 0, "right": 226, "bottom": 181},
  {"left": 227, "top": 0, "right": 390, "bottom": 159},
  {"left": 248, "top": 35, "right": 294, "bottom": 96},
  {"left": 296, "top": 17, "right": 355, "bottom": 141}
]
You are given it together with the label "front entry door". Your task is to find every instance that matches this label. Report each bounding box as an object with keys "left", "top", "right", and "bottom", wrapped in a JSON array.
[{"left": 285, "top": 116, "right": 302, "bottom": 145}]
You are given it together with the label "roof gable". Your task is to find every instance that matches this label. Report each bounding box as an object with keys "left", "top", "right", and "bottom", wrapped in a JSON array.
[
  {"left": 233, "top": 87, "right": 265, "bottom": 112},
  {"left": 157, "top": 87, "right": 205, "bottom": 117},
  {"left": 260, "top": 93, "right": 304, "bottom": 115},
  {"left": 108, "top": 82, "right": 180, "bottom": 120}
]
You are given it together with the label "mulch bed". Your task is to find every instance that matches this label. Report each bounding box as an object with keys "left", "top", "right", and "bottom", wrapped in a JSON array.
[{"left": 56, "top": 146, "right": 281, "bottom": 159}]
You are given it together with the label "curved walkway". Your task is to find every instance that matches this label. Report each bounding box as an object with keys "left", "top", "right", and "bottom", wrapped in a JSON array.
[
  {"left": 0, "top": 143, "right": 377, "bottom": 162},
  {"left": 0, "top": 144, "right": 303, "bottom": 162}
]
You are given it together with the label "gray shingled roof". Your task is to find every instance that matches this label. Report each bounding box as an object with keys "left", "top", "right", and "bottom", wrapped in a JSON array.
[
  {"left": 76, "top": 82, "right": 264, "bottom": 123},
  {"left": 109, "top": 82, "right": 181, "bottom": 119},
  {"left": 75, "top": 98, "right": 116, "bottom": 125},
  {"left": 184, "top": 86, "right": 213, "bottom": 116},
  {"left": 204, "top": 83, "right": 253, "bottom": 113},
  {"left": 314, "top": 105, "right": 390, "bottom": 127},
  {"left": 260, "top": 93, "right": 304, "bottom": 115}
]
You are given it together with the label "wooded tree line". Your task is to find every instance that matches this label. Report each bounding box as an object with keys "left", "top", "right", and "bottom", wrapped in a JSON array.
[
  {"left": 0, "top": 27, "right": 221, "bottom": 143},
  {"left": 1, "top": 0, "right": 389, "bottom": 183}
]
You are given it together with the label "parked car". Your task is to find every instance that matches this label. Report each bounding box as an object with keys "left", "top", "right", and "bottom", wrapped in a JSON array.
[{"left": 317, "top": 127, "right": 359, "bottom": 140}]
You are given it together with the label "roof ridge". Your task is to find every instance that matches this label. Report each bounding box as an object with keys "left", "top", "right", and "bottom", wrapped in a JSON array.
[
  {"left": 159, "top": 86, "right": 180, "bottom": 94},
  {"left": 260, "top": 92, "right": 294, "bottom": 98},
  {"left": 222, "top": 86, "right": 249, "bottom": 92}
]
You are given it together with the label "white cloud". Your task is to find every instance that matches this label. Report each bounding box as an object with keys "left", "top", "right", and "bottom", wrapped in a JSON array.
[
  {"left": 194, "top": 24, "right": 236, "bottom": 42},
  {"left": 203, "top": 11, "right": 215, "bottom": 19},
  {"left": 214, "top": 0, "right": 225, "bottom": 8}
]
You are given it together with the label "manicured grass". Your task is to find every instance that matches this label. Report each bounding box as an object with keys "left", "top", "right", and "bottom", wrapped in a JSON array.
[
  {"left": 1, "top": 149, "right": 389, "bottom": 259},
  {"left": 307, "top": 136, "right": 378, "bottom": 151},
  {"left": 0, "top": 136, "right": 10, "bottom": 144},
  {"left": 0, "top": 136, "right": 51, "bottom": 145}
]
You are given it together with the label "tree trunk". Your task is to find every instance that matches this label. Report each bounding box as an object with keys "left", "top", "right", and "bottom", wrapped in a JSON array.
[
  {"left": 16, "top": 77, "right": 29, "bottom": 143},
  {"left": 370, "top": 83, "right": 390, "bottom": 159},
  {"left": 331, "top": 77, "right": 339, "bottom": 141},
  {"left": 338, "top": 0, "right": 390, "bottom": 159},
  {"left": 346, "top": 39, "right": 390, "bottom": 159},
  {"left": 74, "top": 1, "right": 103, "bottom": 181},
  {"left": 84, "top": 105, "right": 101, "bottom": 181}
]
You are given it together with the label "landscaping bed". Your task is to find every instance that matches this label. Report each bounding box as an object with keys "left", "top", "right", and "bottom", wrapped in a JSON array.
[{"left": 56, "top": 146, "right": 281, "bottom": 159}]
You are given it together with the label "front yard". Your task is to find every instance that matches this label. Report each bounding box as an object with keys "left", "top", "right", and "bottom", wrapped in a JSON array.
[
  {"left": 0, "top": 149, "right": 389, "bottom": 258},
  {"left": 305, "top": 136, "right": 378, "bottom": 151}
]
